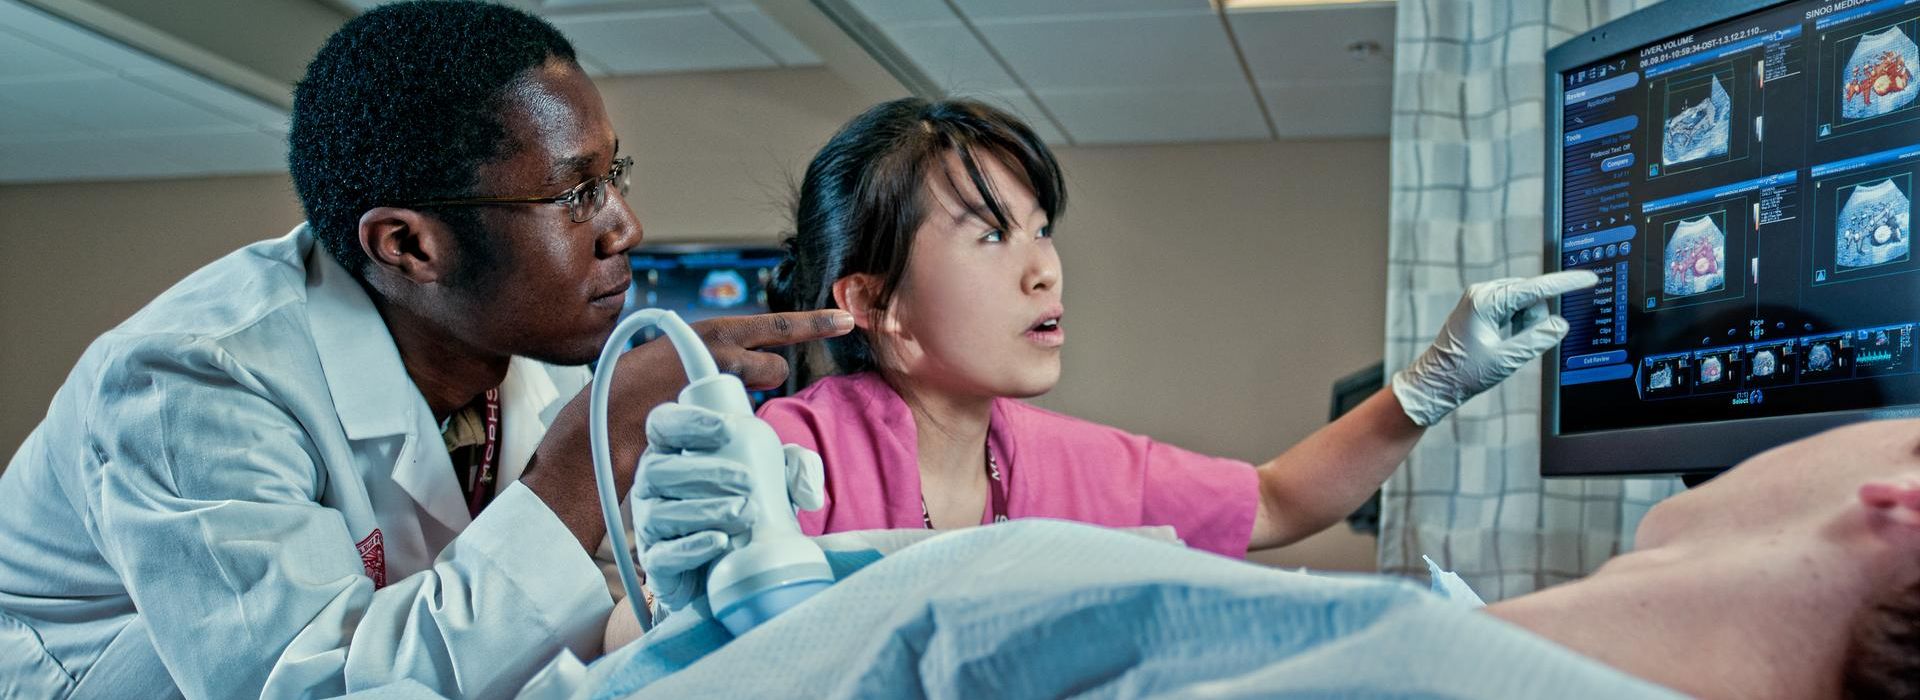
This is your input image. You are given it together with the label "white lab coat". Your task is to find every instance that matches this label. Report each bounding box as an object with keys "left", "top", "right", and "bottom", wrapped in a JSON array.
[{"left": 0, "top": 225, "right": 614, "bottom": 698}]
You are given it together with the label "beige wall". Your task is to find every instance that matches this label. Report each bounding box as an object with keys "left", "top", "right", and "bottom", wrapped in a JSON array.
[
  {"left": 1038, "top": 141, "right": 1389, "bottom": 571},
  {"left": 0, "top": 174, "right": 307, "bottom": 462},
  {"left": 0, "top": 70, "right": 1387, "bottom": 571}
]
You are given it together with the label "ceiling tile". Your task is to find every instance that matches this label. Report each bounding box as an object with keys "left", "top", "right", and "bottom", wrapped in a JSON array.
[
  {"left": 1034, "top": 85, "right": 1271, "bottom": 144},
  {"left": 1260, "top": 81, "right": 1390, "bottom": 138},
  {"left": 952, "top": 0, "right": 1211, "bottom": 21},
  {"left": 0, "top": 93, "right": 78, "bottom": 140},
  {"left": 2, "top": 77, "right": 234, "bottom": 133},
  {"left": 131, "top": 71, "right": 289, "bottom": 133},
  {"left": 971, "top": 12, "right": 1243, "bottom": 91},
  {"left": 134, "top": 128, "right": 289, "bottom": 173},
  {"left": 0, "top": 128, "right": 284, "bottom": 181},
  {"left": 844, "top": 0, "right": 957, "bottom": 27},
  {"left": 550, "top": 8, "right": 777, "bottom": 74},
  {"left": 0, "top": 0, "right": 290, "bottom": 181},
  {"left": 0, "top": 138, "right": 191, "bottom": 182},
  {"left": 0, "top": 26, "right": 103, "bottom": 81},
  {"left": 879, "top": 21, "right": 1020, "bottom": 92},
  {"left": 714, "top": 5, "right": 822, "bottom": 66},
  {"left": 544, "top": 0, "right": 708, "bottom": 9},
  {"left": 1228, "top": 6, "right": 1395, "bottom": 86},
  {"left": 951, "top": 89, "right": 1069, "bottom": 144},
  {"left": 0, "top": 1, "right": 177, "bottom": 78}
]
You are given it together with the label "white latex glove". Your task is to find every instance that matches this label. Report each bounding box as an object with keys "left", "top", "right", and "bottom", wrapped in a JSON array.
[
  {"left": 632, "top": 402, "right": 826, "bottom": 615},
  {"left": 1392, "top": 270, "right": 1600, "bottom": 427}
]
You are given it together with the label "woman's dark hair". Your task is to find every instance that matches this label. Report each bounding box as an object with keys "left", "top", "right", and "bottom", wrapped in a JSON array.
[
  {"left": 770, "top": 98, "right": 1066, "bottom": 378},
  {"left": 288, "top": 0, "right": 577, "bottom": 280}
]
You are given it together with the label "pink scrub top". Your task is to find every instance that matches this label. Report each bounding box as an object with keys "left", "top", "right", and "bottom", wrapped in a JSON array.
[{"left": 757, "top": 372, "right": 1260, "bottom": 557}]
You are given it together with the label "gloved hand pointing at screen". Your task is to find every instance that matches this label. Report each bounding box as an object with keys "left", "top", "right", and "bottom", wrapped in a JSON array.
[{"left": 1393, "top": 270, "right": 1601, "bottom": 427}]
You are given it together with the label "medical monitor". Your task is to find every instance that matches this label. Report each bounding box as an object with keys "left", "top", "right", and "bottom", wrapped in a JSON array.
[
  {"left": 622, "top": 243, "right": 793, "bottom": 405},
  {"left": 1545, "top": 0, "right": 1920, "bottom": 476}
]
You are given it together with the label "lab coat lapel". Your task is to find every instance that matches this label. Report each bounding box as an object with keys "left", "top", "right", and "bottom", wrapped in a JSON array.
[
  {"left": 305, "top": 235, "right": 473, "bottom": 533},
  {"left": 495, "top": 357, "right": 563, "bottom": 487}
]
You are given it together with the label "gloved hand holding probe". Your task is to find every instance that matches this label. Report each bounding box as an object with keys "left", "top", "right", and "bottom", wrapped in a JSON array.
[{"left": 633, "top": 402, "right": 825, "bottom": 619}]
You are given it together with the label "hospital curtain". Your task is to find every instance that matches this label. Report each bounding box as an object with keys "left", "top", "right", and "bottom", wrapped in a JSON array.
[{"left": 1380, "top": 0, "right": 1683, "bottom": 600}]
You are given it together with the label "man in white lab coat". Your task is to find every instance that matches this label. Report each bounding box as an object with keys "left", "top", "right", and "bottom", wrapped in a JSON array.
[{"left": 0, "top": 2, "right": 848, "bottom": 697}]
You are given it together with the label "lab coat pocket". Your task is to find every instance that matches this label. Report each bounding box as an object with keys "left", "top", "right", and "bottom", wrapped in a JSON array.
[{"left": 0, "top": 607, "right": 77, "bottom": 697}]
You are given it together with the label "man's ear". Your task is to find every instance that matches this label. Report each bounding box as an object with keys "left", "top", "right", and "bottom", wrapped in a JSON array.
[
  {"left": 832, "top": 273, "right": 886, "bottom": 332},
  {"left": 358, "top": 207, "right": 457, "bottom": 285}
]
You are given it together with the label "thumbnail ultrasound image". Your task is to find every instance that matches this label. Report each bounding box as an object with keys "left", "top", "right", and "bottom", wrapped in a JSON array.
[
  {"left": 1809, "top": 342, "right": 1838, "bottom": 372},
  {"left": 1648, "top": 360, "right": 1681, "bottom": 391},
  {"left": 1641, "top": 356, "right": 1691, "bottom": 399},
  {"left": 1696, "top": 352, "right": 1737, "bottom": 389},
  {"left": 1664, "top": 73, "right": 1734, "bottom": 166},
  {"left": 1840, "top": 25, "right": 1920, "bottom": 123},
  {"left": 1836, "top": 176, "right": 1913, "bottom": 270},
  {"left": 1649, "top": 364, "right": 1674, "bottom": 389},
  {"left": 1799, "top": 338, "right": 1852, "bottom": 382},
  {"left": 1663, "top": 213, "right": 1729, "bottom": 297},
  {"left": 1745, "top": 344, "right": 1797, "bottom": 387}
]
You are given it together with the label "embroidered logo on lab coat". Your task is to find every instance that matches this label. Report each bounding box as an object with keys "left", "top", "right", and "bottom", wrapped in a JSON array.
[{"left": 357, "top": 529, "right": 387, "bottom": 589}]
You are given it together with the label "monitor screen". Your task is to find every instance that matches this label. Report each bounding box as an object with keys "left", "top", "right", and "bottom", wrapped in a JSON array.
[
  {"left": 622, "top": 244, "right": 791, "bottom": 405},
  {"left": 1545, "top": 0, "right": 1920, "bottom": 476}
]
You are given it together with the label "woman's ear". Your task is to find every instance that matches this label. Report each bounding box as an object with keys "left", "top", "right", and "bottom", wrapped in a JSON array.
[{"left": 832, "top": 274, "right": 881, "bottom": 331}]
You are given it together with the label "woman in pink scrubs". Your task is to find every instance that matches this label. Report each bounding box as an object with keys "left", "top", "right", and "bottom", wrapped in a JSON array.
[{"left": 756, "top": 98, "right": 1594, "bottom": 557}]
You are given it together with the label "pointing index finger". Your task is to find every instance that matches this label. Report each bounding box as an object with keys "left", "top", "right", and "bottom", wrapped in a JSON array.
[
  {"left": 1523, "top": 270, "right": 1602, "bottom": 299},
  {"left": 1485, "top": 270, "right": 1600, "bottom": 319},
  {"left": 731, "top": 310, "right": 855, "bottom": 349}
]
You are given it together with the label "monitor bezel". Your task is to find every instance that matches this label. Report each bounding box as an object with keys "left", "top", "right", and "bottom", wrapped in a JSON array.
[{"left": 1541, "top": 0, "right": 1920, "bottom": 477}]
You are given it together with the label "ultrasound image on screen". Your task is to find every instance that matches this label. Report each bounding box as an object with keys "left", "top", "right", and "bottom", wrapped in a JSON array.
[
  {"left": 1664, "top": 74, "right": 1734, "bottom": 166},
  {"left": 1836, "top": 176, "right": 1912, "bottom": 270},
  {"left": 1663, "top": 213, "right": 1728, "bottom": 297},
  {"left": 1841, "top": 25, "right": 1920, "bottom": 123}
]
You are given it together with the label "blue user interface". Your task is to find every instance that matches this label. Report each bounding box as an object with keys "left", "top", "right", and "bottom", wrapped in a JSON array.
[
  {"left": 1557, "top": 0, "right": 1920, "bottom": 434},
  {"left": 624, "top": 246, "right": 789, "bottom": 405}
]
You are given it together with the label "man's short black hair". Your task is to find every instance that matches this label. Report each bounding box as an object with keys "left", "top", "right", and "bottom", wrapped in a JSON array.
[{"left": 289, "top": 0, "right": 577, "bottom": 278}]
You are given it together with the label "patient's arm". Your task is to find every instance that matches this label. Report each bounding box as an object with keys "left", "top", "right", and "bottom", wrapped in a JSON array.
[
  {"left": 605, "top": 596, "right": 645, "bottom": 652},
  {"left": 1246, "top": 388, "right": 1424, "bottom": 549}
]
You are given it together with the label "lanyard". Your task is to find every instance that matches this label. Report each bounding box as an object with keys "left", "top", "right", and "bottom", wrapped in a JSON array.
[
  {"left": 921, "top": 444, "right": 1010, "bottom": 529},
  {"left": 463, "top": 388, "right": 502, "bottom": 518}
]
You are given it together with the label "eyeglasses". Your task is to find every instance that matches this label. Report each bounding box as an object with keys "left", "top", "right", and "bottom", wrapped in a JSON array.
[{"left": 402, "top": 156, "right": 632, "bottom": 223}]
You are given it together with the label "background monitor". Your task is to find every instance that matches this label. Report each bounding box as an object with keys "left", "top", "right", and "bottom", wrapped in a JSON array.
[
  {"left": 1545, "top": 0, "right": 1920, "bottom": 477},
  {"left": 1332, "top": 362, "right": 1385, "bottom": 534},
  {"left": 622, "top": 242, "right": 794, "bottom": 406}
]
